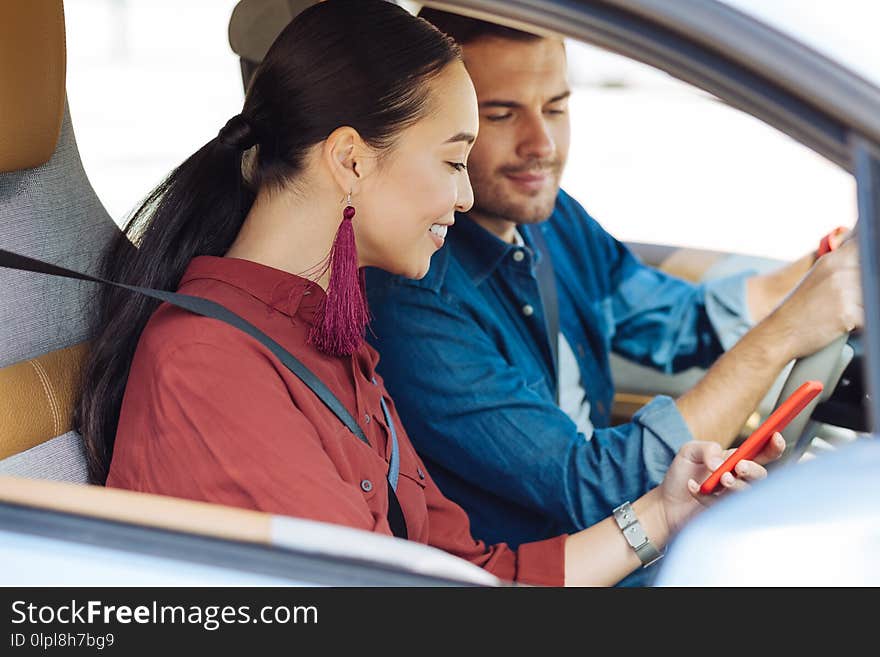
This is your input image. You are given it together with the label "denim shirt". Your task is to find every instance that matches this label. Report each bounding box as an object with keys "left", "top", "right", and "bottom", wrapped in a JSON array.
[{"left": 365, "top": 189, "right": 753, "bottom": 555}]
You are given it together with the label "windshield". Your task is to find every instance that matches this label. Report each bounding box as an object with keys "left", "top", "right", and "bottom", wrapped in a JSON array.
[{"left": 721, "top": 0, "right": 880, "bottom": 89}]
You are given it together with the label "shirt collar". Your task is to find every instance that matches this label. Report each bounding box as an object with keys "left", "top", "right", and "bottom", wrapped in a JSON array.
[
  {"left": 449, "top": 213, "right": 546, "bottom": 286},
  {"left": 449, "top": 214, "right": 520, "bottom": 286},
  {"left": 179, "top": 256, "right": 325, "bottom": 324}
]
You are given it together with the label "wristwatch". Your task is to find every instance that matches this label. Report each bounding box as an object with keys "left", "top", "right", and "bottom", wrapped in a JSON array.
[{"left": 612, "top": 501, "right": 664, "bottom": 568}]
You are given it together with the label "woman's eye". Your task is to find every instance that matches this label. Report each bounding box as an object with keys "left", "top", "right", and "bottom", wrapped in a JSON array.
[
  {"left": 447, "top": 162, "right": 468, "bottom": 172},
  {"left": 546, "top": 108, "right": 566, "bottom": 116}
]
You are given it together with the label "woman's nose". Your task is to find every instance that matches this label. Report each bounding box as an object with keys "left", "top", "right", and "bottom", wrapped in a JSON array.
[{"left": 455, "top": 173, "right": 475, "bottom": 213}]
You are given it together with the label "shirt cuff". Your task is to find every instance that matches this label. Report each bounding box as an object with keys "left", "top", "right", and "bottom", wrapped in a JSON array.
[
  {"left": 702, "top": 271, "right": 755, "bottom": 351},
  {"left": 632, "top": 395, "right": 695, "bottom": 488},
  {"left": 514, "top": 534, "right": 568, "bottom": 587}
]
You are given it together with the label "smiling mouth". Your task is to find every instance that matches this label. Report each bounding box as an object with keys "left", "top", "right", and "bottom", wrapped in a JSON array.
[
  {"left": 429, "top": 224, "right": 449, "bottom": 239},
  {"left": 505, "top": 172, "right": 548, "bottom": 182},
  {"left": 504, "top": 171, "right": 551, "bottom": 193},
  {"left": 501, "top": 162, "right": 559, "bottom": 186}
]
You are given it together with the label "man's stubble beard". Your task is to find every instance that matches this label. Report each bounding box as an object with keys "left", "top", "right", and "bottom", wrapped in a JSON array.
[{"left": 466, "top": 163, "right": 563, "bottom": 225}]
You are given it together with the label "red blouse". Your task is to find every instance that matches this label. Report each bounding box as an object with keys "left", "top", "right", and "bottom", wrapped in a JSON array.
[{"left": 108, "top": 256, "right": 566, "bottom": 585}]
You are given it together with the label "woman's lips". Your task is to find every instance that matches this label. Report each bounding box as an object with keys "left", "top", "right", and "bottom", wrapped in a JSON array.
[
  {"left": 504, "top": 171, "right": 549, "bottom": 193},
  {"left": 429, "top": 223, "right": 449, "bottom": 248}
]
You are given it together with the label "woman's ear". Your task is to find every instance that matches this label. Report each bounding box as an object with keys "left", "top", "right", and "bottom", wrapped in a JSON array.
[{"left": 323, "top": 127, "right": 375, "bottom": 197}]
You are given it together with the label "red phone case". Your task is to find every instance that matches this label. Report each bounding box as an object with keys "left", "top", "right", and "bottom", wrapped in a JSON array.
[{"left": 699, "top": 380, "right": 824, "bottom": 494}]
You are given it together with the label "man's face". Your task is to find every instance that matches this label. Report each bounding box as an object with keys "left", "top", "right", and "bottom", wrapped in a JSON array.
[{"left": 461, "top": 36, "right": 570, "bottom": 225}]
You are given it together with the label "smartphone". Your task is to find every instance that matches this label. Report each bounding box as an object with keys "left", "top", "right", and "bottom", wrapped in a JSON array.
[{"left": 699, "top": 380, "right": 824, "bottom": 495}]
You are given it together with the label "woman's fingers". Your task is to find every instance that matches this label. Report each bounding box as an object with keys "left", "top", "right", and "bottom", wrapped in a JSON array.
[
  {"left": 733, "top": 458, "right": 768, "bottom": 483},
  {"left": 680, "top": 440, "right": 724, "bottom": 468},
  {"left": 688, "top": 478, "right": 716, "bottom": 507},
  {"left": 682, "top": 438, "right": 772, "bottom": 506},
  {"left": 751, "top": 432, "right": 786, "bottom": 466}
]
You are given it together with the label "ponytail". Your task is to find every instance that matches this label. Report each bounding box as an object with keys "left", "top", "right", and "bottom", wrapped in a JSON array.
[{"left": 76, "top": 121, "right": 255, "bottom": 484}]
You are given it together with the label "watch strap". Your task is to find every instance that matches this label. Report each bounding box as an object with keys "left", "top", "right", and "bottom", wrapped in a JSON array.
[{"left": 613, "top": 501, "right": 664, "bottom": 568}]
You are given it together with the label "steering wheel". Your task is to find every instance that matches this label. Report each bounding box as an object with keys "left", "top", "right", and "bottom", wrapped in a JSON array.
[{"left": 771, "top": 333, "right": 854, "bottom": 464}]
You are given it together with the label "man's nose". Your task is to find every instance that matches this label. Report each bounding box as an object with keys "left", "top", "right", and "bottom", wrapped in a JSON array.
[{"left": 517, "top": 113, "right": 556, "bottom": 161}]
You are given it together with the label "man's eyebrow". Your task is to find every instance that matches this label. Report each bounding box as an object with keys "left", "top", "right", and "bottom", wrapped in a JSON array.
[
  {"left": 445, "top": 132, "right": 476, "bottom": 144},
  {"left": 479, "top": 91, "right": 571, "bottom": 109},
  {"left": 479, "top": 100, "right": 521, "bottom": 109},
  {"left": 548, "top": 90, "right": 572, "bottom": 103}
]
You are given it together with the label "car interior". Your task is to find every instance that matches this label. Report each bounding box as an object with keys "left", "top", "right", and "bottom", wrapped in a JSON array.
[
  {"left": 0, "top": 0, "right": 500, "bottom": 586},
  {"left": 0, "top": 0, "right": 871, "bottom": 584}
]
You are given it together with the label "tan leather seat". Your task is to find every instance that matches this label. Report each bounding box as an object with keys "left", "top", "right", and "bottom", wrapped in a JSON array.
[
  {"left": 0, "top": 342, "right": 88, "bottom": 462},
  {"left": 0, "top": 1, "right": 119, "bottom": 480},
  {"left": 658, "top": 247, "right": 727, "bottom": 283},
  {"left": 0, "top": 1, "right": 66, "bottom": 174}
]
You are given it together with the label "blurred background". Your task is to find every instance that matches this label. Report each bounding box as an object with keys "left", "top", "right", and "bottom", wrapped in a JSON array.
[{"left": 65, "top": 0, "right": 878, "bottom": 259}]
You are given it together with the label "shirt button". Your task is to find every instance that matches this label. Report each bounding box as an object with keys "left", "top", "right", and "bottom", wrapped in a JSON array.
[
  {"left": 417, "top": 467, "right": 425, "bottom": 480},
  {"left": 360, "top": 479, "right": 373, "bottom": 493},
  {"left": 364, "top": 413, "right": 371, "bottom": 424},
  {"left": 512, "top": 250, "right": 525, "bottom": 262},
  {"left": 522, "top": 304, "right": 534, "bottom": 317}
]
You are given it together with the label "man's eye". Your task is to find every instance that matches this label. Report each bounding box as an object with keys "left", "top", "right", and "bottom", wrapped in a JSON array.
[
  {"left": 485, "top": 113, "right": 512, "bottom": 122},
  {"left": 546, "top": 108, "right": 566, "bottom": 116},
  {"left": 447, "top": 162, "right": 468, "bottom": 172}
]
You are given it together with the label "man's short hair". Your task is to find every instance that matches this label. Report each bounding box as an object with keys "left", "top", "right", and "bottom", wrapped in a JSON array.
[{"left": 418, "top": 7, "right": 542, "bottom": 46}]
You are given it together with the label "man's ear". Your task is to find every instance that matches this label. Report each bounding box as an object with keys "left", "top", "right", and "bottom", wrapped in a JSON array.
[{"left": 323, "top": 126, "right": 375, "bottom": 198}]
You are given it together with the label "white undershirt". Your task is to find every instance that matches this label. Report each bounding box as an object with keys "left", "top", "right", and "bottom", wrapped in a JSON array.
[
  {"left": 513, "top": 230, "right": 594, "bottom": 437},
  {"left": 558, "top": 332, "right": 594, "bottom": 437}
]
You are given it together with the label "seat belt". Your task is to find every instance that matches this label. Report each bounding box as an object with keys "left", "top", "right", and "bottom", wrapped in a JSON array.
[
  {"left": 0, "top": 248, "right": 408, "bottom": 540},
  {"left": 526, "top": 226, "right": 560, "bottom": 405}
]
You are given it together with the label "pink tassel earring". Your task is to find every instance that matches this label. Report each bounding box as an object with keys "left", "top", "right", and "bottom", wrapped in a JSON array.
[{"left": 309, "top": 192, "right": 370, "bottom": 356}]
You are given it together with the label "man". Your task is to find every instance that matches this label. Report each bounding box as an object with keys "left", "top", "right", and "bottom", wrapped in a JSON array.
[{"left": 364, "top": 10, "right": 861, "bottom": 581}]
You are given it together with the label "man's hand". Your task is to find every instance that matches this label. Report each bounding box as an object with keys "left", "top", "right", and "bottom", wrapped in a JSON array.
[
  {"left": 761, "top": 237, "right": 863, "bottom": 361},
  {"left": 745, "top": 226, "right": 855, "bottom": 324}
]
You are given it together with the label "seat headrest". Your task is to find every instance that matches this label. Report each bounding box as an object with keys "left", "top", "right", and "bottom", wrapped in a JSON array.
[
  {"left": 0, "top": 1, "right": 66, "bottom": 173},
  {"left": 228, "top": 0, "right": 317, "bottom": 64}
]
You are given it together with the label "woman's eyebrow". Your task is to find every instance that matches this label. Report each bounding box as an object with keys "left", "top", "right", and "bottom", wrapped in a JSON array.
[{"left": 445, "top": 132, "right": 476, "bottom": 144}]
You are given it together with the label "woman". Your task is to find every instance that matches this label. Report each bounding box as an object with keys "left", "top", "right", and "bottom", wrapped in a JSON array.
[{"left": 77, "top": 0, "right": 779, "bottom": 586}]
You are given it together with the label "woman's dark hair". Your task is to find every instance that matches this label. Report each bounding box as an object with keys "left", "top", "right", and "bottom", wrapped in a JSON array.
[{"left": 76, "top": 0, "right": 461, "bottom": 484}]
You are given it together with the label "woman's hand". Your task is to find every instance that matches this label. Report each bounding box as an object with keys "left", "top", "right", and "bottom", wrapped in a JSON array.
[{"left": 659, "top": 433, "right": 786, "bottom": 536}]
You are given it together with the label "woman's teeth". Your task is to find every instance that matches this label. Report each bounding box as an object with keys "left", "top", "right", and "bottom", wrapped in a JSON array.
[{"left": 429, "top": 224, "right": 448, "bottom": 239}]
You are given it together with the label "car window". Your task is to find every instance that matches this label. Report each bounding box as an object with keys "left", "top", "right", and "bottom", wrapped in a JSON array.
[
  {"left": 561, "top": 39, "right": 856, "bottom": 260},
  {"left": 65, "top": 0, "right": 242, "bottom": 225}
]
